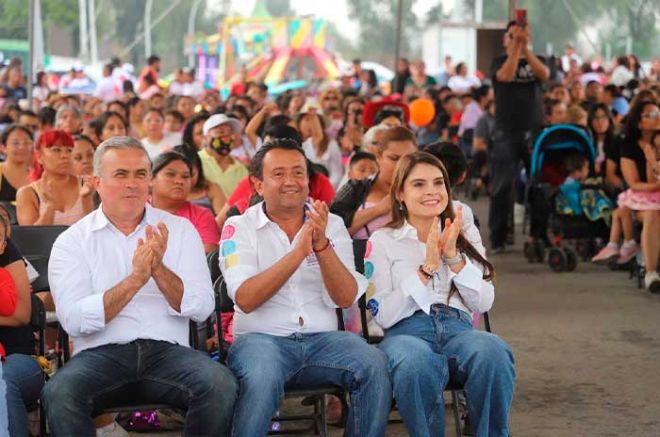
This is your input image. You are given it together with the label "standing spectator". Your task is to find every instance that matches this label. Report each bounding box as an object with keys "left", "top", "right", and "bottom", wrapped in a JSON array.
[
  {"left": 459, "top": 85, "right": 492, "bottom": 140},
  {"left": 391, "top": 58, "right": 411, "bottom": 95},
  {"left": 435, "top": 55, "right": 455, "bottom": 87},
  {"left": 561, "top": 43, "right": 583, "bottom": 73},
  {"left": 488, "top": 20, "right": 549, "bottom": 251},
  {"left": 610, "top": 56, "right": 634, "bottom": 87},
  {"left": 137, "top": 55, "right": 161, "bottom": 94},
  {"left": 448, "top": 62, "right": 482, "bottom": 94},
  {"left": 405, "top": 60, "right": 437, "bottom": 100},
  {"left": 94, "top": 64, "right": 119, "bottom": 103}
]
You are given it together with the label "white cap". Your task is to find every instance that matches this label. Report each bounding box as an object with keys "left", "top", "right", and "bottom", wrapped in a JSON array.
[{"left": 203, "top": 114, "right": 242, "bottom": 136}]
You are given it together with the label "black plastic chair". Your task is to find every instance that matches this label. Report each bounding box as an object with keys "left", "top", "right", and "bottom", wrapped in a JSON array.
[
  {"left": 10, "top": 225, "right": 69, "bottom": 293},
  {"left": 213, "top": 276, "right": 346, "bottom": 436},
  {"left": 206, "top": 247, "right": 222, "bottom": 284},
  {"left": 27, "top": 294, "right": 48, "bottom": 436}
]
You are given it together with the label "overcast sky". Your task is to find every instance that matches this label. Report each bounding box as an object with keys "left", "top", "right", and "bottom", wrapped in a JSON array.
[{"left": 217, "top": 0, "right": 456, "bottom": 43}]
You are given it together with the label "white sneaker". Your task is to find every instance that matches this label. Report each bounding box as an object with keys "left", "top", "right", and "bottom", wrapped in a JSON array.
[
  {"left": 96, "top": 421, "right": 129, "bottom": 437},
  {"left": 644, "top": 271, "right": 660, "bottom": 294},
  {"left": 513, "top": 202, "right": 525, "bottom": 226}
]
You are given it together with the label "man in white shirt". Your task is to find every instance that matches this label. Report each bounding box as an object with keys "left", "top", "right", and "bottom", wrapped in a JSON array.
[
  {"left": 220, "top": 139, "right": 391, "bottom": 436},
  {"left": 43, "top": 137, "right": 237, "bottom": 436},
  {"left": 94, "top": 64, "right": 120, "bottom": 103}
]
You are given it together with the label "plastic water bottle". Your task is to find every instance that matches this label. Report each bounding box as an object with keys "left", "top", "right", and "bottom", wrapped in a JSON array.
[{"left": 271, "top": 410, "right": 281, "bottom": 431}]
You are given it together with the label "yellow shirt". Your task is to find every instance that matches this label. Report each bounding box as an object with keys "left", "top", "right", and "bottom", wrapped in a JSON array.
[{"left": 198, "top": 149, "right": 248, "bottom": 197}]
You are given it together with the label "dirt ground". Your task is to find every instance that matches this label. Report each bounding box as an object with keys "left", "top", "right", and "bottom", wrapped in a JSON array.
[{"left": 130, "top": 196, "right": 660, "bottom": 437}]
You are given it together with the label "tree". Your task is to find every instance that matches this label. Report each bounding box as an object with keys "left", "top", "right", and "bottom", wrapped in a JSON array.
[
  {"left": 346, "top": 0, "right": 420, "bottom": 67},
  {"left": 0, "top": 0, "right": 79, "bottom": 49},
  {"left": 265, "top": 0, "right": 294, "bottom": 17}
]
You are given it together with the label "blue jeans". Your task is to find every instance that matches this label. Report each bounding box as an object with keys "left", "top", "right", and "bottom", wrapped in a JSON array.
[
  {"left": 0, "top": 364, "right": 8, "bottom": 435},
  {"left": 42, "top": 339, "right": 238, "bottom": 436},
  {"left": 379, "top": 306, "right": 515, "bottom": 437},
  {"left": 228, "top": 331, "right": 391, "bottom": 437},
  {"left": 2, "top": 354, "right": 45, "bottom": 437}
]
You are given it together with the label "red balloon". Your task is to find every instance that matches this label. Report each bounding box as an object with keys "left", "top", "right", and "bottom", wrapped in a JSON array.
[{"left": 409, "top": 98, "right": 435, "bottom": 127}]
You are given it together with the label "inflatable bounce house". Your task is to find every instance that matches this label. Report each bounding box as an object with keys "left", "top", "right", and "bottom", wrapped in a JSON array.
[{"left": 184, "top": 2, "right": 340, "bottom": 93}]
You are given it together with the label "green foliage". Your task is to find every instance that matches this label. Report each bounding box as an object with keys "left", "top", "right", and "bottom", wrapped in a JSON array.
[
  {"left": 0, "top": 0, "right": 79, "bottom": 41},
  {"left": 347, "top": 0, "right": 419, "bottom": 67},
  {"left": 265, "top": 0, "right": 294, "bottom": 17}
]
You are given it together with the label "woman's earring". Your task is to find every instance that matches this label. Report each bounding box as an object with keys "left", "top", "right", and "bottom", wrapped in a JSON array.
[{"left": 399, "top": 202, "right": 405, "bottom": 212}]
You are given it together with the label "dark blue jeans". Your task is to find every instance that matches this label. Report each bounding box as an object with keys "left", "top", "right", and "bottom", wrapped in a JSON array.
[
  {"left": 379, "top": 307, "right": 515, "bottom": 437},
  {"left": 2, "top": 353, "right": 45, "bottom": 437},
  {"left": 42, "top": 339, "right": 238, "bottom": 436},
  {"left": 228, "top": 331, "right": 392, "bottom": 437},
  {"left": 488, "top": 129, "right": 531, "bottom": 247}
]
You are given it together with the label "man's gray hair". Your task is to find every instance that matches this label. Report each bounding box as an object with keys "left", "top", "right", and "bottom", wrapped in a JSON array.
[
  {"left": 55, "top": 104, "right": 82, "bottom": 124},
  {"left": 93, "top": 136, "right": 151, "bottom": 177}
]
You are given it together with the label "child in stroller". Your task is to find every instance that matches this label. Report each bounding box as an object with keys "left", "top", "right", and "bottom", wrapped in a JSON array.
[{"left": 524, "top": 124, "right": 612, "bottom": 271}]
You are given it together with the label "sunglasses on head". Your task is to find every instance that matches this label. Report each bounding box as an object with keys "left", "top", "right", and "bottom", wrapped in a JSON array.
[{"left": 642, "top": 110, "right": 660, "bottom": 120}]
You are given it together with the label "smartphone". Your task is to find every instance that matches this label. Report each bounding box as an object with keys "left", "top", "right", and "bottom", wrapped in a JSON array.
[{"left": 515, "top": 8, "right": 528, "bottom": 27}]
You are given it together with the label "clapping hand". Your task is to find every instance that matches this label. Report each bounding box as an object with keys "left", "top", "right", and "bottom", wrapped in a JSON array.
[
  {"left": 296, "top": 223, "right": 314, "bottom": 258},
  {"left": 79, "top": 175, "right": 95, "bottom": 198},
  {"left": 132, "top": 238, "right": 154, "bottom": 284},
  {"left": 424, "top": 216, "right": 441, "bottom": 272},
  {"left": 145, "top": 222, "right": 169, "bottom": 273},
  {"left": 306, "top": 200, "right": 330, "bottom": 251},
  {"left": 438, "top": 207, "right": 463, "bottom": 258}
]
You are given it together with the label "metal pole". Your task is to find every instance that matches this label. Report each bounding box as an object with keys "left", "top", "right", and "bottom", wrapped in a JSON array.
[
  {"left": 187, "top": 0, "right": 203, "bottom": 67},
  {"left": 27, "top": 0, "right": 35, "bottom": 110},
  {"left": 394, "top": 0, "right": 403, "bottom": 72},
  {"left": 145, "top": 0, "right": 153, "bottom": 58},
  {"left": 120, "top": 0, "right": 182, "bottom": 59},
  {"left": 508, "top": 0, "right": 515, "bottom": 21},
  {"left": 475, "top": 0, "right": 483, "bottom": 24},
  {"left": 78, "top": 0, "right": 89, "bottom": 61},
  {"left": 89, "top": 0, "right": 98, "bottom": 65}
]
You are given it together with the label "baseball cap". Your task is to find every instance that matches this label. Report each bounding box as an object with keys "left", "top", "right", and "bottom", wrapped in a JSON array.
[{"left": 203, "top": 114, "right": 242, "bottom": 136}]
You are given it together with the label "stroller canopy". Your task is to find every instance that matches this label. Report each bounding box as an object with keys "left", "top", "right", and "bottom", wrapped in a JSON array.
[{"left": 530, "top": 124, "right": 595, "bottom": 178}]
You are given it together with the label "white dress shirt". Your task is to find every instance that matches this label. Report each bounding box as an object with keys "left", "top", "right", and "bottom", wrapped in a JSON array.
[
  {"left": 219, "top": 202, "right": 368, "bottom": 338},
  {"left": 365, "top": 221, "right": 494, "bottom": 330},
  {"left": 48, "top": 204, "right": 214, "bottom": 355}
]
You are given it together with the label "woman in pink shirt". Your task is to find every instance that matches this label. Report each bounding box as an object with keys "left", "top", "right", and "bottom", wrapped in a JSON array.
[{"left": 150, "top": 151, "right": 220, "bottom": 254}]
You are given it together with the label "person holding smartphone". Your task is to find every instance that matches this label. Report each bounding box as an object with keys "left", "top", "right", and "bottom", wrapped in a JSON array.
[{"left": 488, "top": 16, "right": 550, "bottom": 252}]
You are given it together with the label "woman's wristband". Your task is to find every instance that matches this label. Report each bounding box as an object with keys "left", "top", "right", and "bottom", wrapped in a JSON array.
[{"left": 419, "top": 264, "right": 435, "bottom": 279}]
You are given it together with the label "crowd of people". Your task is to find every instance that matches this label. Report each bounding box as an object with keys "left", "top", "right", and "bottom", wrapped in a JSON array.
[{"left": 0, "top": 17, "right": 658, "bottom": 437}]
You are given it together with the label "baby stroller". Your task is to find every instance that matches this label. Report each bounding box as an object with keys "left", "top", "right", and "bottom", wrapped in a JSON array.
[{"left": 523, "top": 124, "right": 609, "bottom": 272}]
